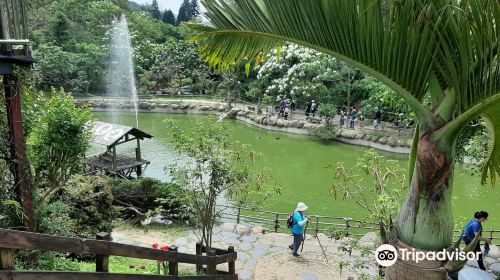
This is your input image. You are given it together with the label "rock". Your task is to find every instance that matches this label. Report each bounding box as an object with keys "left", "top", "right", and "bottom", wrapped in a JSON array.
[
  {"left": 238, "top": 251, "right": 250, "bottom": 260},
  {"left": 406, "top": 139, "right": 414, "bottom": 147},
  {"left": 235, "top": 224, "right": 250, "bottom": 235},
  {"left": 218, "top": 105, "right": 226, "bottom": 112},
  {"left": 484, "top": 257, "right": 496, "bottom": 267},
  {"left": 199, "top": 106, "right": 210, "bottom": 111},
  {"left": 242, "top": 235, "right": 258, "bottom": 244},
  {"left": 387, "top": 136, "right": 399, "bottom": 146},
  {"left": 378, "top": 136, "right": 388, "bottom": 144},
  {"left": 239, "top": 242, "right": 253, "bottom": 251},
  {"left": 486, "top": 245, "right": 500, "bottom": 259},
  {"left": 252, "top": 244, "right": 270, "bottom": 257},
  {"left": 179, "top": 104, "right": 189, "bottom": 110},
  {"left": 158, "top": 103, "right": 170, "bottom": 109},
  {"left": 359, "top": 232, "right": 378, "bottom": 247},
  {"left": 139, "top": 102, "right": 151, "bottom": 110},
  {"left": 290, "top": 120, "right": 298, "bottom": 128},
  {"left": 252, "top": 226, "right": 265, "bottom": 234},
  {"left": 277, "top": 119, "right": 285, "bottom": 127},
  {"left": 283, "top": 121, "right": 290, "bottom": 128},
  {"left": 458, "top": 267, "right": 495, "bottom": 280},
  {"left": 489, "top": 262, "right": 500, "bottom": 274},
  {"left": 268, "top": 118, "right": 277, "bottom": 126},
  {"left": 244, "top": 258, "right": 257, "bottom": 270},
  {"left": 466, "top": 259, "right": 479, "bottom": 268},
  {"left": 239, "top": 270, "right": 253, "bottom": 280},
  {"left": 340, "top": 129, "right": 358, "bottom": 139},
  {"left": 296, "top": 121, "right": 305, "bottom": 128},
  {"left": 171, "top": 104, "right": 179, "bottom": 110}
]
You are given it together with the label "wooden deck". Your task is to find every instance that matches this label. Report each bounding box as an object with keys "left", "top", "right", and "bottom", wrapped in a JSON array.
[{"left": 86, "top": 154, "right": 150, "bottom": 178}]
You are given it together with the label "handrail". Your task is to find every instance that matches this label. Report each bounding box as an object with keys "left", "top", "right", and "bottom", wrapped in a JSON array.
[
  {"left": 0, "top": 229, "right": 238, "bottom": 279},
  {"left": 219, "top": 204, "right": 500, "bottom": 241}
]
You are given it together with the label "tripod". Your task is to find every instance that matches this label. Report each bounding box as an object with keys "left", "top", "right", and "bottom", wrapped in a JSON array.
[{"left": 301, "top": 219, "right": 329, "bottom": 262}]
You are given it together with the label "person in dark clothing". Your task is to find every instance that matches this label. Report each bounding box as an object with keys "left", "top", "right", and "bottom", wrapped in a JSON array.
[
  {"left": 310, "top": 100, "right": 318, "bottom": 117},
  {"left": 463, "top": 211, "right": 491, "bottom": 270},
  {"left": 375, "top": 108, "right": 382, "bottom": 129},
  {"left": 350, "top": 109, "right": 357, "bottom": 128}
]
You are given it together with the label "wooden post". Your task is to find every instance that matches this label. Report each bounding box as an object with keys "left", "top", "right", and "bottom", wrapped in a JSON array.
[
  {"left": 136, "top": 138, "right": 141, "bottom": 160},
  {"left": 315, "top": 215, "right": 320, "bottom": 237},
  {"left": 236, "top": 206, "right": 241, "bottom": 224},
  {"left": 195, "top": 242, "right": 202, "bottom": 273},
  {"left": 274, "top": 212, "right": 279, "bottom": 233},
  {"left": 207, "top": 248, "right": 217, "bottom": 275},
  {"left": 168, "top": 245, "right": 178, "bottom": 276},
  {"left": 3, "top": 75, "right": 36, "bottom": 232},
  {"left": 345, "top": 218, "right": 351, "bottom": 237},
  {"left": 95, "top": 232, "right": 111, "bottom": 272},
  {"left": 0, "top": 248, "right": 14, "bottom": 270},
  {"left": 227, "top": 246, "right": 235, "bottom": 275},
  {"left": 112, "top": 146, "right": 117, "bottom": 171}
]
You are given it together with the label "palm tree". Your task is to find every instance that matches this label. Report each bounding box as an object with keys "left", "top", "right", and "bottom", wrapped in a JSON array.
[{"left": 189, "top": 0, "right": 499, "bottom": 279}]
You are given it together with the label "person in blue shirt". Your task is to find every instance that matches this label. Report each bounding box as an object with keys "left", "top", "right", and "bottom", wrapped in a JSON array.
[
  {"left": 288, "top": 202, "right": 309, "bottom": 257},
  {"left": 463, "top": 211, "right": 491, "bottom": 270}
]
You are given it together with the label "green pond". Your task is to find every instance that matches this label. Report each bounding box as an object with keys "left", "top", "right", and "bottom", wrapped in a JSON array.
[{"left": 91, "top": 112, "right": 499, "bottom": 229}]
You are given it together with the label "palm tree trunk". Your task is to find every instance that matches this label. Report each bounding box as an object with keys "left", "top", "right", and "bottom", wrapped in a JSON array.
[{"left": 386, "top": 130, "right": 455, "bottom": 280}]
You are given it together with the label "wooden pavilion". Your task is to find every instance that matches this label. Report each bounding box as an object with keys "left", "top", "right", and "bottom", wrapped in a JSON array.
[{"left": 86, "top": 121, "right": 152, "bottom": 179}]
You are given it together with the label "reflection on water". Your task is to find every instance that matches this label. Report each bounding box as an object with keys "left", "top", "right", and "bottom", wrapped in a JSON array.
[{"left": 91, "top": 112, "right": 499, "bottom": 228}]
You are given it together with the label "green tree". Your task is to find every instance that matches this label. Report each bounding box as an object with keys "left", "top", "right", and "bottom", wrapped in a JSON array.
[
  {"left": 177, "top": 0, "right": 199, "bottom": 25},
  {"left": 191, "top": 1, "right": 500, "bottom": 278},
  {"left": 168, "top": 117, "right": 280, "bottom": 250},
  {"left": 52, "top": 12, "right": 70, "bottom": 46},
  {"left": 151, "top": 0, "right": 161, "bottom": 20},
  {"left": 162, "top": 9, "right": 176, "bottom": 25},
  {"left": 27, "top": 89, "right": 92, "bottom": 204}
]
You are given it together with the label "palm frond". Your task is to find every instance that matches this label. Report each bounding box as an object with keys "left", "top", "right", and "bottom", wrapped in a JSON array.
[
  {"left": 481, "top": 102, "right": 500, "bottom": 186},
  {"left": 432, "top": 0, "right": 499, "bottom": 115},
  {"left": 191, "top": 0, "right": 459, "bottom": 124}
]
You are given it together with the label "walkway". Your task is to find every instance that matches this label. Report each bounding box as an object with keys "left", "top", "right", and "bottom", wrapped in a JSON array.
[{"left": 113, "top": 223, "right": 378, "bottom": 280}]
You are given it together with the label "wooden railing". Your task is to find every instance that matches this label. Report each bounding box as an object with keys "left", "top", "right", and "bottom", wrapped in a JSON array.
[
  {"left": 0, "top": 229, "right": 238, "bottom": 280},
  {"left": 219, "top": 204, "right": 500, "bottom": 241}
]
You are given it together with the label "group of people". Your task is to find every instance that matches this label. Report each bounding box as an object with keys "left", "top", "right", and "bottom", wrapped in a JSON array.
[
  {"left": 339, "top": 108, "right": 358, "bottom": 128},
  {"left": 274, "top": 96, "right": 319, "bottom": 121},
  {"left": 288, "top": 202, "right": 493, "bottom": 272}
]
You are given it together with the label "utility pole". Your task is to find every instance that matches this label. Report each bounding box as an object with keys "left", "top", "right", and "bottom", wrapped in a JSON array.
[{"left": 0, "top": 0, "right": 36, "bottom": 231}]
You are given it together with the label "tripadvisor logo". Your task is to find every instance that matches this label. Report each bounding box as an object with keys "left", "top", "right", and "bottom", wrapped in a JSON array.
[{"left": 374, "top": 244, "right": 480, "bottom": 267}]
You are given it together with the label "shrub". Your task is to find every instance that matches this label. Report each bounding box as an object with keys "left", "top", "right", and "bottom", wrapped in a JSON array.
[
  {"left": 56, "top": 175, "right": 115, "bottom": 238},
  {"left": 108, "top": 177, "right": 192, "bottom": 223}
]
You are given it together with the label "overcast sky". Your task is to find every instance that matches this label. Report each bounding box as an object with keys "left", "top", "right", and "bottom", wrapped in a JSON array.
[{"left": 131, "top": 0, "right": 202, "bottom": 15}]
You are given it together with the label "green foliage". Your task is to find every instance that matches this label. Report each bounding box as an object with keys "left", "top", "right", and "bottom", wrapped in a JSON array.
[
  {"left": 168, "top": 117, "right": 280, "bottom": 249},
  {"left": 328, "top": 150, "right": 406, "bottom": 242},
  {"left": 37, "top": 201, "right": 78, "bottom": 236},
  {"left": 109, "top": 177, "right": 192, "bottom": 222},
  {"left": 177, "top": 0, "right": 199, "bottom": 25},
  {"left": 463, "top": 127, "right": 489, "bottom": 174},
  {"left": 27, "top": 88, "right": 92, "bottom": 198},
  {"left": 52, "top": 12, "right": 71, "bottom": 45},
  {"left": 58, "top": 175, "right": 115, "bottom": 238},
  {"left": 151, "top": 0, "right": 161, "bottom": 20},
  {"left": 317, "top": 104, "right": 337, "bottom": 126},
  {"left": 162, "top": 10, "right": 176, "bottom": 25}
]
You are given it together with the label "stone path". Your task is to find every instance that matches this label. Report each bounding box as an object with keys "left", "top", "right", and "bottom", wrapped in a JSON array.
[
  {"left": 112, "top": 223, "right": 500, "bottom": 279},
  {"left": 113, "top": 223, "right": 378, "bottom": 280}
]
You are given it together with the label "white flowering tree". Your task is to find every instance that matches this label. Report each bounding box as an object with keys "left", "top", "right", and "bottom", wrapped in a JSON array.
[{"left": 256, "top": 44, "right": 376, "bottom": 110}]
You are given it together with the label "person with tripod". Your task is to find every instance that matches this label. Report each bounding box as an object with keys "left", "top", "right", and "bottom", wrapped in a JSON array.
[{"left": 288, "top": 202, "right": 309, "bottom": 257}]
